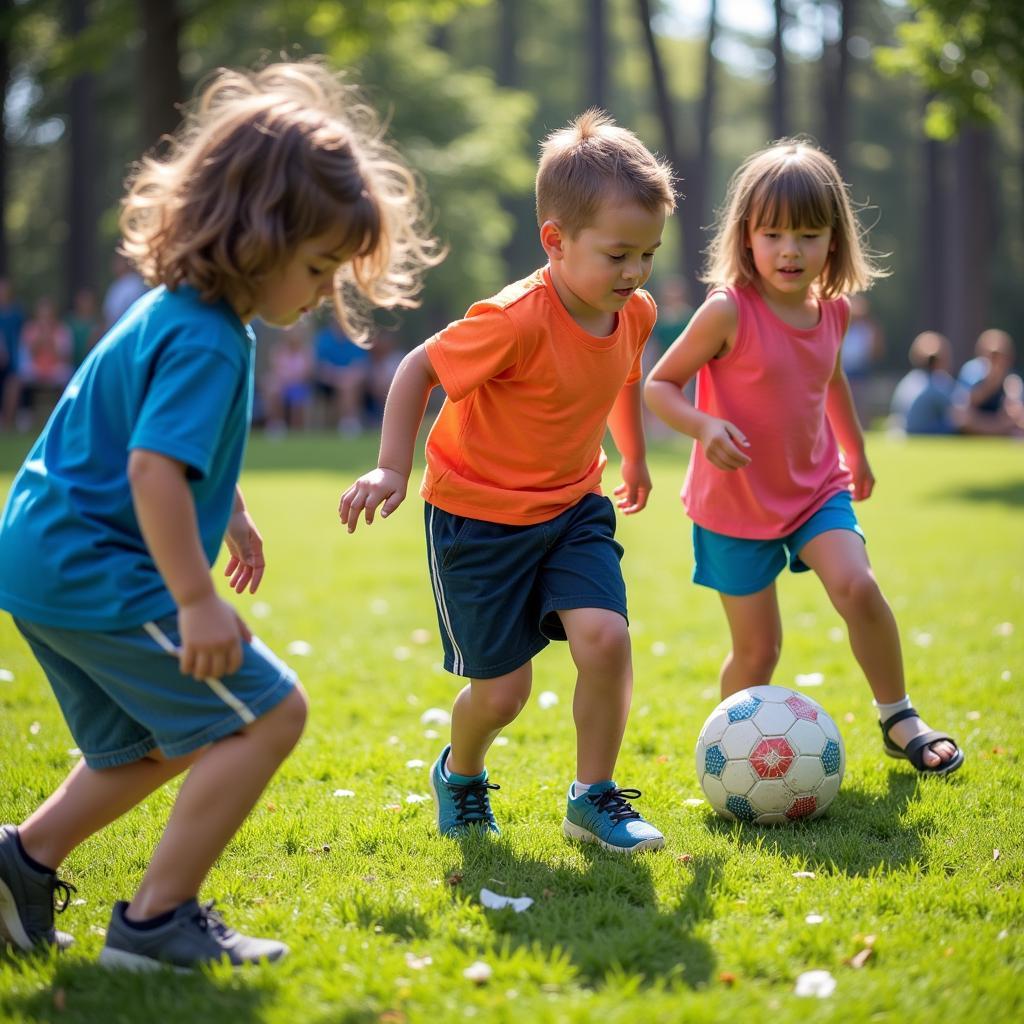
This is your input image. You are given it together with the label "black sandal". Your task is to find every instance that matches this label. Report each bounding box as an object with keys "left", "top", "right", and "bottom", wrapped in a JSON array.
[{"left": 880, "top": 707, "right": 964, "bottom": 776}]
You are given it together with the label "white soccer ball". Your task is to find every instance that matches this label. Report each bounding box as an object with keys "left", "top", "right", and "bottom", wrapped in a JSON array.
[{"left": 695, "top": 685, "right": 845, "bottom": 824}]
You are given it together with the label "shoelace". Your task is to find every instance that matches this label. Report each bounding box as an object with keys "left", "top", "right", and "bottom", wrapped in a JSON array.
[
  {"left": 50, "top": 877, "right": 76, "bottom": 915},
  {"left": 452, "top": 780, "right": 500, "bottom": 825},
  {"left": 194, "top": 900, "right": 232, "bottom": 938},
  {"left": 587, "top": 787, "right": 643, "bottom": 824}
]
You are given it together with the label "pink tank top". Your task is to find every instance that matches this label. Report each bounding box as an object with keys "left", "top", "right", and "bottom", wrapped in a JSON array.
[{"left": 682, "top": 284, "right": 852, "bottom": 538}]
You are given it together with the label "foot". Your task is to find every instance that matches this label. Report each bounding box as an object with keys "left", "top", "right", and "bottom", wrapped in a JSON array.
[
  {"left": 562, "top": 781, "right": 664, "bottom": 854},
  {"left": 429, "top": 745, "right": 500, "bottom": 836},
  {"left": 99, "top": 899, "right": 288, "bottom": 971},
  {"left": 0, "top": 825, "right": 76, "bottom": 952},
  {"left": 880, "top": 708, "right": 964, "bottom": 775}
]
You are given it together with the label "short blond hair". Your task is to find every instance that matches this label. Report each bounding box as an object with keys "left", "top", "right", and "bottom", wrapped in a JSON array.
[
  {"left": 702, "top": 138, "right": 884, "bottom": 300},
  {"left": 120, "top": 60, "right": 441, "bottom": 342},
  {"left": 536, "top": 109, "right": 675, "bottom": 237}
]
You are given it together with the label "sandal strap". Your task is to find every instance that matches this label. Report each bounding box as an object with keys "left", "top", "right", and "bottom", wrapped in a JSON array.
[
  {"left": 878, "top": 706, "right": 920, "bottom": 741},
  {"left": 900, "top": 730, "right": 958, "bottom": 770}
]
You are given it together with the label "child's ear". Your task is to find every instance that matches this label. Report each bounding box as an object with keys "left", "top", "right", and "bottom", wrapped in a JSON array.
[{"left": 540, "top": 220, "right": 565, "bottom": 261}]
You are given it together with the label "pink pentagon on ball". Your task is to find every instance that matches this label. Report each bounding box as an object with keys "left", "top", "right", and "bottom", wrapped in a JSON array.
[
  {"left": 785, "top": 695, "right": 819, "bottom": 721},
  {"left": 786, "top": 795, "right": 818, "bottom": 819},
  {"left": 750, "top": 737, "right": 795, "bottom": 779}
]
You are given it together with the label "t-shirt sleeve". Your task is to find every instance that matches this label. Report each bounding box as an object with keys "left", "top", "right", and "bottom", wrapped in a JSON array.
[
  {"left": 624, "top": 291, "right": 658, "bottom": 385},
  {"left": 424, "top": 306, "right": 519, "bottom": 402},
  {"left": 130, "top": 341, "right": 245, "bottom": 478}
]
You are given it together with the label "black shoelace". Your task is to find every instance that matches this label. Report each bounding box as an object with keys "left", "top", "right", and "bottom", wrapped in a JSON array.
[
  {"left": 50, "top": 877, "right": 76, "bottom": 915},
  {"left": 194, "top": 900, "right": 232, "bottom": 937},
  {"left": 452, "top": 779, "right": 500, "bottom": 826},
  {"left": 588, "top": 787, "right": 643, "bottom": 824}
]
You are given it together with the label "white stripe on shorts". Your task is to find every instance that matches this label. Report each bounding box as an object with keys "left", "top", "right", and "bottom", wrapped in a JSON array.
[
  {"left": 427, "top": 505, "right": 465, "bottom": 675},
  {"left": 142, "top": 621, "right": 257, "bottom": 725}
]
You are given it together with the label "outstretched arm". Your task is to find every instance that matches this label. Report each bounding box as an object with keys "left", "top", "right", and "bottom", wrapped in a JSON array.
[
  {"left": 129, "top": 450, "right": 250, "bottom": 680},
  {"left": 338, "top": 344, "right": 439, "bottom": 532},
  {"left": 825, "top": 352, "right": 874, "bottom": 500}
]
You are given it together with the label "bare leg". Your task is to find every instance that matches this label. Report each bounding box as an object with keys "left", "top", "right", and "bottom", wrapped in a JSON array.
[
  {"left": 127, "top": 686, "right": 307, "bottom": 919},
  {"left": 718, "top": 584, "right": 783, "bottom": 699},
  {"left": 18, "top": 749, "right": 202, "bottom": 871},
  {"left": 560, "top": 608, "right": 631, "bottom": 784},
  {"left": 798, "top": 530, "right": 956, "bottom": 767},
  {"left": 448, "top": 665, "right": 532, "bottom": 777}
]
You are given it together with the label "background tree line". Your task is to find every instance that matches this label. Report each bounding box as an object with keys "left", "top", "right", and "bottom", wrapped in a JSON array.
[{"left": 1, "top": 0, "right": 1021, "bottom": 369}]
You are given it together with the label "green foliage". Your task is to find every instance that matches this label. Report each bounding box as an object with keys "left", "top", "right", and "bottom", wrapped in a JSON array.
[
  {"left": 876, "top": 0, "right": 1024, "bottom": 139},
  {"left": 0, "top": 432, "right": 1022, "bottom": 1021}
]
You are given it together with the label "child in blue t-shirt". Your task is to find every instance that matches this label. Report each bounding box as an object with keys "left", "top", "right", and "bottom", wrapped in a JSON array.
[{"left": 0, "top": 61, "right": 438, "bottom": 970}]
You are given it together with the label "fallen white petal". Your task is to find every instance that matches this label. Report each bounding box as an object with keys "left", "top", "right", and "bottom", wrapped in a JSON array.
[
  {"left": 480, "top": 888, "right": 533, "bottom": 913},
  {"left": 966, "top": 710, "right": 981, "bottom": 721},
  {"left": 0, "top": 668, "right": 14, "bottom": 682},
  {"left": 827, "top": 627, "right": 844, "bottom": 643},
  {"left": 388, "top": 735, "right": 401, "bottom": 745},
  {"left": 423, "top": 729, "right": 440, "bottom": 739},
  {"left": 994, "top": 622, "right": 1014, "bottom": 637},
  {"left": 393, "top": 646, "right": 411, "bottom": 661},
  {"left": 493, "top": 736, "right": 509, "bottom": 746},
  {"left": 405, "top": 952, "right": 432, "bottom": 970},
  {"left": 1001, "top": 670, "right": 1012, "bottom": 682},
  {"left": 683, "top": 798, "right": 704, "bottom": 807},
  {"left": 463, "top": 960, "right": 493, "bottom": 983},
  {"left": 912, "top": 631, "right": 933, "bottom": 648},
  {"left": 406, "top": 793, "right": 430, "bottom": 804},
  {"left": 792, "top": 871, "right": 816, "bottom": 879},
  {"left": 650, "top": 641, "right": 667, "bottom": 657},
  {"left": 794, "top": 970, "right": 836, "bottom": 998},
  {"left": 420, "top": 707, "right": 451, "bottom": 725},
  {"left": 538, "top": 691, "right": 559, "bottom": 709},
  {"left": 250, "top": 601, "right": 271, "bottom": 619},
  {"left": 286, "top": 640, "right": 312, "bottom": 656},
  {"left": 406, "top": 759, "right": 426, "bottom": 769},
  {"left": 333, "top": 789, "right": 355, "bottom": 798},
  {"left": 795, "top": 672, "right": 824, "bottom": 688},
  {"left": 805, "top": 913, "right": 824, "bottom": 924},
  {"left": 67, "top": 748, "right": 82, "bottom": 757},
  {"left": 411, "top": 629, "right": 431, "bottom": 645},
  {"left": 29, "top": 722, "right": 40, "bottom": 735},
  {"left": 369, "top": 598, "right": 390, "bottom": 615}
]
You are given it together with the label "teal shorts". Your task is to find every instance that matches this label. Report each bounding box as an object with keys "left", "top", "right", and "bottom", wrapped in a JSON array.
[
  {"left": 692, "top": 490, "right": 865, "bottom": 596},
  {"left": 14, "top": 614, "right": 297, "bottom": 769}
]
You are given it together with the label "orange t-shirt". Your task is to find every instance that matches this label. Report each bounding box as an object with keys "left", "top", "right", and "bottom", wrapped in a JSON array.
[{"left": 420, "top": 266, "right": 656, "bottom": 525}]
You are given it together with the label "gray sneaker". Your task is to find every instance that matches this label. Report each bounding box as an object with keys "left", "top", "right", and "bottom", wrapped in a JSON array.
[
  {"left": 99, "top": 898, "right": 288, "bottom": 971},
  {"left": 0, "top": 824, "right": 76, "bottom": 951},
  {"left": 0, "top": 823, "right": 74, "bottom": 950}
]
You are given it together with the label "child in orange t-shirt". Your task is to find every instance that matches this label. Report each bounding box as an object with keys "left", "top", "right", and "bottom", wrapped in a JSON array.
[{"left": 340, "top": 111, "right": 676, "bottom": 853}]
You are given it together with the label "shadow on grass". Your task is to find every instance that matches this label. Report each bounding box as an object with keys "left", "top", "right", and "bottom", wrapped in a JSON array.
[
  {"left": 444, "top": 833, "right": 721, "bottom": 990},
  {"left": 928, "top": 477, "right": 1024, "bottom": 507},
  {"left": 709, "top": 767, "right": 952, "bottom": 875},
  {"left": 0, "top": 952, "right": 276, "bottom": 1024}
]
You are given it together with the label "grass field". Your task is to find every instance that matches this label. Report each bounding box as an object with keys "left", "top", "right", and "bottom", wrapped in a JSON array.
[{"left": 0, "top": 431, "right": 1021, "bottom": 1023}]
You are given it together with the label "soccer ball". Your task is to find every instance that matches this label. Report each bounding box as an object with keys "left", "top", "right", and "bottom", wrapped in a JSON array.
[{"left": 695, "top": 685, "right": 845, "bottom": 824}]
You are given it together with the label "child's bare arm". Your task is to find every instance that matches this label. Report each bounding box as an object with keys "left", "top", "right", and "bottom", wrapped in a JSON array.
[
  {"left": 224, "top": 485, "right": 265, "bottom": 595},
  {"left": 607, "top": 381, "right": 651, "bottom": 514},
  {"left": 128, "top": 449, "right": 250, "bottom": 680},
  {"left": 339, "top": 344, "right": 439, "bottom": 532},
  {"left": 644, "top": 294, "right": 751, "bottom": 470},
  {"left": 825, "top": 353, "right": 874, "bottom": 500}
]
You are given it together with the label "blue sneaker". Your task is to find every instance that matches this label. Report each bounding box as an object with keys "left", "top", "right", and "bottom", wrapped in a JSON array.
[
  {"left": 0, "top": 824, "right": 76, "bottom": 951},
  {"left": 429, "top": 745, "right": 500, "bottom": 836},
  {"left": 562, "top": 781, "right": 664, "bottom": 854}
]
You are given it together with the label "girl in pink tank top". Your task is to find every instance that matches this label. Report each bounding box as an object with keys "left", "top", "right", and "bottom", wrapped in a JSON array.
[{"left": 645, "top": 140, "right": 962, "bottom": 777}]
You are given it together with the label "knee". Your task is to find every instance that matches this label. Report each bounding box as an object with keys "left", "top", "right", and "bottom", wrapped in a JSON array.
[
  {"left": 731, "top": 638, "right": 781, "bottom": 680},
  {"left": 572, "top": 615, "right": 631, "bottom": 669},
  {"left": 833, "top": 571, "right": 886, "bottom": 618},
  {"left": 264, "top": 684, "right": 309, "bottom": 753},
  {"left": 479, "top": 682, "right": 530, "bottom": 725}
]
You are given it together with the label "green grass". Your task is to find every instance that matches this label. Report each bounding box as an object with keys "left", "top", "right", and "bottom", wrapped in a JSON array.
[{"left": 1, "top": 432, "right": 1022, "bottom": 1023}]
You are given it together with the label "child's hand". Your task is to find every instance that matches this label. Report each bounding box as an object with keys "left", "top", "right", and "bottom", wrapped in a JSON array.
[
  {"left": 179, "top": 593, "right": 251, "bottom": 680},
  {"left": 339, "top": 468, "right": 408, "bottom": 533},
  {"left": 224, "top": 509, "right": 265, "bottom": 594},
  {"left": 614, "top": 459, "right": 652, "bottom": 515},
  {"left": 846, "top": 450, "right": 875, "bottom": 501},
  {"left": 698, "top": 417, "right": 751, "bottom": 470}
]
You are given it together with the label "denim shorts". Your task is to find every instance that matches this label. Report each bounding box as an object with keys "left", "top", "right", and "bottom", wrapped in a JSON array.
[
  {"left": 693, "top": 490, "right": 865, "bottom": 596},
  {"left": 14, "top": 614, "right": 297, "bottom": 769},
  {"left": 424, "top": 493, "right": 627, "bottom": 679}
]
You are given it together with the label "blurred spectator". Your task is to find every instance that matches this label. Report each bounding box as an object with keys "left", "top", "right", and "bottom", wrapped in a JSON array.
[
  {"left": 66, "top": 286, "right": 103, "bottom": 367},
  {"left": 0, "top": 277, "right": 25, "bottom": 429},
  {"left": 956, "top": 329, "right": 1024, "bottom": 436},
  {"left": 15, "top": 298, "right": 74, "bottom": 429},
  {"left": 841, "top": 294, "right": 885, "bottom": 425},
  {"left": 102, "top": 253, "right": 147, "bottom": 330},
  {"left": 367, "top": 331, "right": 403, "bottom": 423},
  {"left": 646, "top": 276, "right": 694, "bottom": 436},
  {"left": 889, "top": 331, "right": 959, "bottom": 435},
  {"left": 262, "top": 325, "right": 314, "bottom": 435},
  {"left": 313, "top": 318, "right": 371, "bottom": 434}
]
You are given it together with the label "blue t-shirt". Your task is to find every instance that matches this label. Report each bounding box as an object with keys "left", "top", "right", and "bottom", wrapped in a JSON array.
[
  {"left": 0, "top": 286, "right": 255, "bottom": 630},
  {"left": 315, "top": 325, "right": 370, "bottom": 369}
]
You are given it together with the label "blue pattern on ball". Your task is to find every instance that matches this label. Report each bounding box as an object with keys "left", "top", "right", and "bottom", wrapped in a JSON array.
[
  {"left": 726, "top": 795, "right": 758, "bottom": 822},
  {"left": 704, "top": 745, "right": 727, "bottom": 777},
  {"left": 822, "top": 739, "right": 841, "bottom": 775},
  {"left": 726, "top": 696, "right": 761, "bottom": 722}
]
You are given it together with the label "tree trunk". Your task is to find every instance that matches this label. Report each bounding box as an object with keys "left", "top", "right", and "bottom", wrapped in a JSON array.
[
  {"left": 66, "top": 0, "right": 97, "bottom": 305},
  {"left": 821, "top": 0, "right": 851, "bottom": 166},
  {"left": 138, "top": 0, "right": 182, "bottom": 152},
  {"left": 586, "top": 0, "right": 608, "bottom": 111},
  {"left": 771, "top": 0, "right": 787, "bottom": 139},
  {"left": 918, "top": 119, "right": 946, "bottom": 335},
  {"left": 0, "top": 0, "right": 12, "bottom": 277}
]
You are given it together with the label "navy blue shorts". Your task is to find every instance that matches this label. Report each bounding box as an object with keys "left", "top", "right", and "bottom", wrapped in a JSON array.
[
  {"left": 693, "top": 490, "right": 865, "bottom": 596},
  {"left": 424, "top": 493, "right": 627, "bottom": 678}
]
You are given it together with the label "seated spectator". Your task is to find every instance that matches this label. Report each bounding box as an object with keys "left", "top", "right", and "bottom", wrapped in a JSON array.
[
  {"left": 14, "top": 298, "right": 74, "bottom": 430},
  {"left": 66, "top": 286, "right": 103, "bottom": 367},
  {"left": 842, "top": 294, "right": 885, "bottom": 425},
  {"left": 313, "top": 319, "right": 371, "bottom": 434},
  {"left": 367, "top": 330, "right": 403, "bottom": 423},
  {"left": 889, "top": 331, "right": 959, "bottom": 435},
  {"left": 0, "top": 276, "right": 25, "bottom": 429},
  {"left": 262, "top": 326, "right": 314, "bottom": 435},
  {"left": 956, "top": 329, "right": 1024, "bottom": 436}
]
